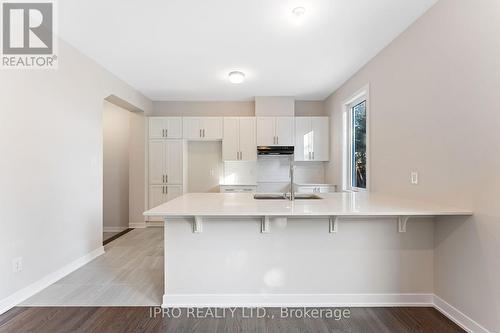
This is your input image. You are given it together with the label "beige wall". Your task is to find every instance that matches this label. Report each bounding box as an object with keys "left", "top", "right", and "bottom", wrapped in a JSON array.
[
  {"left": 103, "top": 101, "right": 130, "bottom": 232},
  {"left": 151, "top": 100, "right": 325, "bottom": 116},
  {"left": 128, "top": 111, "right": 146, "bottom": 226},
  {"left": 0, "top": 38, "right": 151, "bottom": 309},
  {"left": 325, "top": 0, "right": 500, "bottom": 331}
]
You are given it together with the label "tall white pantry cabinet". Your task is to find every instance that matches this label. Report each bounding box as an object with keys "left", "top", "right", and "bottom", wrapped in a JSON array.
[{"left": 147, "top": 117, "right": 184, "bottom": 221}]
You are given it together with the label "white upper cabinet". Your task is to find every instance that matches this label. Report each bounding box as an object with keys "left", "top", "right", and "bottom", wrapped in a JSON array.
[
  {"left": 239, "top": 117, "right": 257, "bottom": 161},
  {"left": 149, "top": 117, "right": 182, "bottom": 139},
  {"left": 275, "top": 117, "right": 294, "bottom": 146},
  {"left": 223, "top": 117, "right": 256, "bottom": 161},
  {"left": 294, "top": 117, "right": 329, "bottom": 161},
  {"left": 256, "top": 117, "right": 294, "bottom": 146},
  {"left": 202, "top": 117, "right": 223, "bottom": 140},
  {"left": 183, "top": 117, "right": 223, "bottom": 140},
  {"left": 256, "top": 117, "right": 275, "bottom": 146},
  {"left": 311, "top": 117, "right": 329, "bottom": 161},
  {"left": 222, "top": 117, "right": 239, "bottom": 161},
  {"left": 148, "top": 140, "right": 183, "bottom": 184}
]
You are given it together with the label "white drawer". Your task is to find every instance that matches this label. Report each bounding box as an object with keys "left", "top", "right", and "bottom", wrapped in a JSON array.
[
  {"left": 220, "top": 185, "right": 257, "bottom": 193},
  {"left": 295, "top": 185, "right": 336, "bottom": 194}
]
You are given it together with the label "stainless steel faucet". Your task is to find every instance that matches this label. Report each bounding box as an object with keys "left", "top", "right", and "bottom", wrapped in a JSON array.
[{"left": 289, "top": 155, "right": 295, "bottom": 201}]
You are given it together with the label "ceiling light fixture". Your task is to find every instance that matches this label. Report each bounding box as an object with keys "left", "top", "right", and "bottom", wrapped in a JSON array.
[
  {"left": 228, "top": 71, "right": 245, "bottom": 84},
  {"left": 292, "top": 6, "right": 306, "bottom": 18}
]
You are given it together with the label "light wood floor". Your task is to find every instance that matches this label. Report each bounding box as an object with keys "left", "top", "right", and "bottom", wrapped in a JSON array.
[{"left": 22, "top": 228, "right": 164, "bottom": 306}]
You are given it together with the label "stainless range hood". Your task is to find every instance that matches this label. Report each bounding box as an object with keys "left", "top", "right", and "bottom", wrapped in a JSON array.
[{"left": 257, "top": 146, "right": 294, "bottom": 155}]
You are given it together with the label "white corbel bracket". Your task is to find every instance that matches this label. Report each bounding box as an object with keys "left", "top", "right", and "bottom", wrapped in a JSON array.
[
  {"left": 261, "top": 216, "right": 271, "bottom": 233},
  {"left": 193, "top": 216, "right": 203, "bottom": 233},
  {"left": 398, "top": 216, "right": 410, "bottom": 233},
  {"left": 329, "top": 216, "right": 338, "bottom": 233}
]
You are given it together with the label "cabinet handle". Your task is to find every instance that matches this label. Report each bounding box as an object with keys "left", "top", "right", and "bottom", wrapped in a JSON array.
[
  {"left": 162, "top": 186, "right": 165, "bottom": 194},
  {"left": 312, "top": 151, "right": 315, "bottom": 160},
  {"left": 199, "top": 129, "right": 202, "bottom": 138},
  {"left": 166, "top": 186, "right": 168, "bottom": 194},
  {"left": 203, "top": 129, "right": 205, "bottom": 137},
  {"left": 162, "top": 175, "right": 165, "bottom": 183},
  {"left": 240, "top": 151, "right": 243, "bottom": 160},
  {"left": 166, "top": 174, "right": 168, "bottom": 183},
  {"left": 165, "top": 129, "right": 168, "bottom": 138},
  {"left": 276, "top": 136, "right": 279, "bottom": 145}
]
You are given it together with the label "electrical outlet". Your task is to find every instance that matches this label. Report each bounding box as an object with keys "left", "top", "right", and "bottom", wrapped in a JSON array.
[
  {"left": 410, "top": 171, "right": 419, "bottom": 185},
  {"left": 12, "top": 257, "right": 23, "bottom": 273}
]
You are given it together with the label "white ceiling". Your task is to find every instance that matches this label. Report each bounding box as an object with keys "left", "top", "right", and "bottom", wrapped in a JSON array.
[{"left": 58, "top": 0, "right": 437, "bottom": 101}]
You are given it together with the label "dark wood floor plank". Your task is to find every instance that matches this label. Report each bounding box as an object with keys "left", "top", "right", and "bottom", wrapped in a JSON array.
[
  {"left": 103, "top": 228, "right": 134, "bottom": 245},
  {"left": 0, "top": 307, "right": 466, "bottom": 333}
]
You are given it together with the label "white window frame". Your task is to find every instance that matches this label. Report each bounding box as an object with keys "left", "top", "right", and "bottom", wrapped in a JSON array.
[{"left": 342, "top": 84, "right": 370, "bottom": 192}]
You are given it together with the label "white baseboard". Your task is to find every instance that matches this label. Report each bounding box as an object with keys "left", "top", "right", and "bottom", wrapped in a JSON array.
[
  {"left": 162, "top": 293, "right": 434, "bottom": 308},
  {"left": 433, "top": 295, "right": 491, "bottom": 333},
  {"left": 0, "top": 246, "right": 105, "bottom": 315},
  {"left": 147, "top": 221, "right": 164, "bottom": 227},
  {"left": 103, "top": 226, "right": 128, "bottom": 233},
  {"left": 162, "top": 293, "right": 491, "bottom": 332}
]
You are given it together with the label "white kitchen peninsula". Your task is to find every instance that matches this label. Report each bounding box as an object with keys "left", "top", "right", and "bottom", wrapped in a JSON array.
[{"left": 144, "top": 192, "right": 472, "bottom": 308}]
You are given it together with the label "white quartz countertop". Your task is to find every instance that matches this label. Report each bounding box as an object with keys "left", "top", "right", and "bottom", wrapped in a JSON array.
[{"left": 144, "top": 192, "right": 473, "bottom": 217}]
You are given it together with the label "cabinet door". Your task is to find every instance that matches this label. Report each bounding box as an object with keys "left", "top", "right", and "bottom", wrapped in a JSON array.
[
  {"left": 275, "top": 117, "right": 294, "bottom": 146},
  {"left": 222, "top": 117, "right": 239, "bottom": 161},
  {"left": 148, "top": 140, "right": 165, "bottom": 184},
  {"left": 256, "top": 117, "right": 275, "bottom": 146},
  {"left": 165, "top": 185, "right": 183, "bottom": 201},
  {"left": 165, "top": 140, "right": 183, "bottom": 184},
  {"left": 311, "top": 117, "right": 329, "bottom": 161},
  {"left": 149, "top": 185, "right": 167, "bottom": 209},
  {"left": 295, "top": 186, "right": 316, "bottom": 194},
  {"left": 182, "top": 117, "right": 202, "bottom": 139},
  {"left": 149, "top": 117, "right": 166, "bottom": 139},
  {"left": 239, "top": 117, "right": 256, "bottom": 161},
  {"left": 202, "top": 117, "right": 223, "bottom": 140},
  {"left": 166, "top": 117, "right": 182, "bottom": 138},
  {"left": 294, "top": 117, "right": 312, "bottom": 161}
]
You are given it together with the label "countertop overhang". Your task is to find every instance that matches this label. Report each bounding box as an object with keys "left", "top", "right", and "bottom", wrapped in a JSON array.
[{"left": 143, "top": 192, "right": 473, "bottom": 218}]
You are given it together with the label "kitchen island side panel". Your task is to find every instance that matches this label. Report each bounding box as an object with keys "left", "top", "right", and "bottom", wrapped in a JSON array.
[{"left": 163, "top": 216, "right": 433, "bottom": 299}]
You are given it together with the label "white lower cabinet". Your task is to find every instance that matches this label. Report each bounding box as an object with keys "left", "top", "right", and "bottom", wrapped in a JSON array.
[
  {"left": 220, "top": 185, "right": 257, "bottom": 193},
  {"left": 295, "top": 185, "right": 336, "bottom": 194},
  {"left": 148, "top": 185, "right": 183, "bottom": 209}
]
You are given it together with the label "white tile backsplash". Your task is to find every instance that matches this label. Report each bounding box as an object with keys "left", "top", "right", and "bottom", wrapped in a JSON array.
[
  {"left": 222, "top": 156, "right": 326, "bottom": 191},
  {"left": 257, "top": 156, "right": 291, "bottom": 183},
  {"left": 222, "top": 161, "right": 257, "bottom": 185}
]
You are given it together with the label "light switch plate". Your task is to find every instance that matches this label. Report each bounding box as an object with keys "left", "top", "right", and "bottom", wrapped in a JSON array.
[
  {"left": 12, "top": 257, "right": 23, "bottom": 273},
  {"left": 411, "top": 171, "right": 419, "bottom": 185}
]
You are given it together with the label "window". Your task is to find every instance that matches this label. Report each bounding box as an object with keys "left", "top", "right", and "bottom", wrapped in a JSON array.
[{"left": 344, "top": 86, "right": 369, "bottom": 191}]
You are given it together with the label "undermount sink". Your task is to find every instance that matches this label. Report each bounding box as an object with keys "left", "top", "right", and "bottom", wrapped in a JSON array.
[{"left": 253, "top": 193, "right": 322, "bottom": 200}]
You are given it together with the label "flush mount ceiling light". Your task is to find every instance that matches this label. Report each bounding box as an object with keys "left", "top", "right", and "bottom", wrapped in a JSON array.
[
  {"left": 228, "top": 71, "right": 245, "bottom": 84},
  {"left": 292, "top": 6, "right": 306, "bottom": 18}
]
